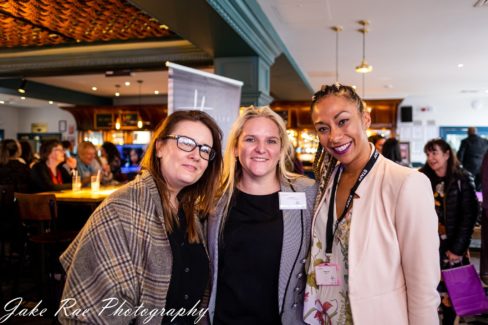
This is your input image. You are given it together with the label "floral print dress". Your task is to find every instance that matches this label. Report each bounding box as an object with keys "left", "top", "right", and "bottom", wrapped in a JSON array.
[{"left": 304, "top": 173, "right": 353, "bottom": 325}]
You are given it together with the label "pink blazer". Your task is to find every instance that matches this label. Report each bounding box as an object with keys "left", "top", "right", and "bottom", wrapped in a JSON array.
[{"left": 314, "top": 155, "right": 440, "bottom": 324}]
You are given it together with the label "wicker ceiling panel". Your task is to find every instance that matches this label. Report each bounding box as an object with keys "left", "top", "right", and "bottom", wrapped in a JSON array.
[{"left": 0, "top": 0, "right": 176, "bottom": 48}]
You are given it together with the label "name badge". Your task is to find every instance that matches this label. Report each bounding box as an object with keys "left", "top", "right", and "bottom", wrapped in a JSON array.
[
  {"left": 279, "top": 192, "right": 307, "bottom": 210},
  {"left": 315, "top": 263, "right": 341, "bottom": 286}
]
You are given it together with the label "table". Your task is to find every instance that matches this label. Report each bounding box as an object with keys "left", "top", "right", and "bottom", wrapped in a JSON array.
[
  {"left": 51, "top": 186, "right": 119, "bottom": 204},
  {"left": 41, "top": 186, "right": 121, "bottom": 230}
]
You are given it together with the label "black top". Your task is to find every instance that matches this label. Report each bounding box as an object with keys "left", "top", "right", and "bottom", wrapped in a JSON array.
[
  {"left": 0, "top": 159, "right": 33, "bottom": 193},
  {"left": 215, "top": 190, "right": 283, "bottom": 325},
  {"left": 163, "top": 210, "right": 209, "bottom": 325},
  {"left": 31, "top": 161, "right": 72, "bottom": 192}
]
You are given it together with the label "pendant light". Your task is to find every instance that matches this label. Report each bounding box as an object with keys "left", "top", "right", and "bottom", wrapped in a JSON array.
[
  {"left": 331, "top": 25, "right": 343, "bottom": 82},
  {"left": 355, "top": 20, "right": 373, "bottom": 74},
  {"left": 137, "top": 80, "right": 143, "bottom": 129}
]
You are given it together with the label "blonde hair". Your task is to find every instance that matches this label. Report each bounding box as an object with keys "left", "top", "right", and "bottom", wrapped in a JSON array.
[{"left": 219, "top": 105, "right": 300, "bottom": 219}]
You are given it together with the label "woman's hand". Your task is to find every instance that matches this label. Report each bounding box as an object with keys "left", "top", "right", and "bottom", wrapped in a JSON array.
[{"left": 446, "top": 250, "right": 462, "bottom": 264}]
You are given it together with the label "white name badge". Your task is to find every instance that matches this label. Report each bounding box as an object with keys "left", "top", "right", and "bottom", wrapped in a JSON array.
[
  {"left": 279, "top": 192, "right": 307, "bottom": 210},
  {"left": 315, "top": 263, "right": 341, "bottom": 286}
]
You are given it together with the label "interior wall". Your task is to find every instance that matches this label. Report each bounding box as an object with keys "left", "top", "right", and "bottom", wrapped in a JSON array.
[
  {"left": 0, "top": 105, "right": 20, "bottom": 139},
  {"left": 0, "top": 105, "right": 77, "bottom": 145},
  {"left": 397, "top": 94, "right": 488, "bottom": 164}
]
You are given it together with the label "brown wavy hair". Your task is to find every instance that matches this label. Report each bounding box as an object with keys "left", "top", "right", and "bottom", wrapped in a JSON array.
[{"left": 140, "top": 110, "right": 223, "bottom": 243}]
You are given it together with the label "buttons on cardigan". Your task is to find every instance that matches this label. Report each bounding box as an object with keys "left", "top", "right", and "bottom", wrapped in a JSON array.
[
  {"left": 294, "top": 287, "right": 300, "bottom": 292},
  {"left": 184, "top": 294, "right": 189, "bottom": 300},
  {"left": 301, "top": 258, "right": 307, "bottom": 264},
  {"left": 292, "top": 303, "right": 298, "bottom": 309},
  {"left": 297, "top": 272, "right": 303, "bottom": 278},
  {"left": 184, "top": 267, "right": 190, "bottom": 273}
]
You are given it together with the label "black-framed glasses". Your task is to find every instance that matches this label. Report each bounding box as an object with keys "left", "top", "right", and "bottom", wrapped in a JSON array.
[{"left": 163, "top": 135, "right": 216, "bottom": 161}]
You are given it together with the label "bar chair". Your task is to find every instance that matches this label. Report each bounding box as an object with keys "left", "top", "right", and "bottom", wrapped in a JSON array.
[
  {"left": 14, "top": 192, "right": 78, "bottom": 312},
  {"left": 0, "top": 184, "right": 16, "bottom": 303}
]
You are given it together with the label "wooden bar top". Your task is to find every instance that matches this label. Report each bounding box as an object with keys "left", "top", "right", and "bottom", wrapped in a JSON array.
[{"left": 43, "top": 186, "right": 120, "bottom": 203}]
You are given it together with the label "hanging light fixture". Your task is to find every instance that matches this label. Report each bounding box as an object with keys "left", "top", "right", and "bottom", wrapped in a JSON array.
[
  {"left": 17, "top": 79, "right": 27, "bottom": 94},
  {"left": 115, "top": 84, "right": 121, "bottom": 97},
  {"left": 331, "top": 25, "right": 343, "bottom": 82},
  {"left": 355, "top": 20, "right": 373, "bottom": 74},
  {"left": 115, "top": 115, "right": 121, "bottom": 130},
  {"left": 137, "top": 80, "right": 143, "bottom": 129}
]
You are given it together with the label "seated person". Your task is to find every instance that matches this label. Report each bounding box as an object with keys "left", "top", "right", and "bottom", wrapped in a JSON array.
[
  {"left": 31, "top": 139, "right": 77, "bottom": 192},
  {"left": 0, "top": 139, "right": 33, "bottom": 193},
  {"left": 76, "top": 141, "right": 112, "bottom": 185}
]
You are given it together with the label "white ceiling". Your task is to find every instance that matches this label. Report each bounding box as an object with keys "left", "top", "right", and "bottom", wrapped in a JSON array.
[{"left": 257, "top": 0, "right": 488, "bottom": 99}]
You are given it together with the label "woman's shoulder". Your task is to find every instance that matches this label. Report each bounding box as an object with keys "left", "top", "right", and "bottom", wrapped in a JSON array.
[{"left": 287, "top": 175, "right": 316, "bottom": 189}]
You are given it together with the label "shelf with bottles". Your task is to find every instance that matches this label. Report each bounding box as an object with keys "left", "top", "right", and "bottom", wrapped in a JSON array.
[{"left": 286, "top": 128, "right": 320, "bottom": 164}]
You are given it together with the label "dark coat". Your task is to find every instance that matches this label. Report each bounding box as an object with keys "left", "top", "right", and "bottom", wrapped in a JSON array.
[
  {"left": 420, "top": 167, "right": 479, "bottom": 256},
  {"left": 0, "top": 159, "right": 33, "bottom": 193},
  {"left": 457, "top": 134, "right": 488, "bottom": 188},
  {"left": 31, "top": 161, "right": 72, "bottom": 192}
]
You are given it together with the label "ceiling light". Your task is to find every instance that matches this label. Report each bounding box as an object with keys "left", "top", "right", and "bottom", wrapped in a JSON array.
[
  {"left": 17, "top": 79, "right": 27, "bottom": 94},
  {"left": 458, "top": 63, "right": 464, "bottom": 68},
  {"left": 92, "top": 86, "right": 97, "bottom": 91},
  {"left": 154, "top": 90, "right": 159, "bottom": 95},
  {"left": 355, "top": 20, "right": 373, "bottom": 74},
  {"left": 49, "top": 100, "right": 54, "bottom": 104},
  {"left": 125, "top": 81, "right": 131, "bottom": 86},
  {"left": 331, "top": 25, "right": 343, "bottom": 82},
  {"left": 0, "top": 100, "right": 4, "bottom": 104}
]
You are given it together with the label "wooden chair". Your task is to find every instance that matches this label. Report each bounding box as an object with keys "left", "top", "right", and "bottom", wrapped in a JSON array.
[
  {"left": 0, "top": 184, "right": 15, "bottom": 303},
  {"left": 14, "top": 192, "right": 78, "bottom": 310},
  {"left": 0, "top": 184, "right": 15, "bottom": 262}
]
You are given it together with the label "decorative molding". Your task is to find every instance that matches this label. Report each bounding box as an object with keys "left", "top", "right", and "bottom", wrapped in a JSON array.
[{"left": 207, "top": 0, "right": 281, "bottom": 66}]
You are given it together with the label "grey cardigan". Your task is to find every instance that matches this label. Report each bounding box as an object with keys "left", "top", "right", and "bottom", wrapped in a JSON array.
[{"left": 207, "top": 176, "right": 317, "bottom": 325}]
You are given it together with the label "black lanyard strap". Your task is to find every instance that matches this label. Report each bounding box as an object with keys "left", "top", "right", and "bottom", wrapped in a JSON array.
[{"left": 325, "top": 149, "right": 379, "bottom": 255}]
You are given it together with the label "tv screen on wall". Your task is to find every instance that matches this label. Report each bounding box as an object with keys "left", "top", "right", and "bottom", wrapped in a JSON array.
[{"left": 116, "top": 144, "right": 146, "bottom": 174}]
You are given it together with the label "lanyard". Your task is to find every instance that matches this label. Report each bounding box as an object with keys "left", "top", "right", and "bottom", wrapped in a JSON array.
[{"left": 325, "top": 149, "right": 379, "bottom": 255}]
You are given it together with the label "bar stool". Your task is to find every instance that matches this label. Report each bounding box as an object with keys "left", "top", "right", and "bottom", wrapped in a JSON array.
[{"left": 14, "top": 192, "right": 78, "bottom": 312}]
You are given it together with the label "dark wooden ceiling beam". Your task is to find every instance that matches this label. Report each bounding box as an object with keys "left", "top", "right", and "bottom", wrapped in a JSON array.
[{"left": 0, "top": 78, "right": 112, "bottom": 106}]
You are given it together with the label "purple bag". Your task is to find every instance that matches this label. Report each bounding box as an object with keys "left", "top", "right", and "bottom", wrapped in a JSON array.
[{"left": 442, "top": 264, "right": 488, "bottom": 317}]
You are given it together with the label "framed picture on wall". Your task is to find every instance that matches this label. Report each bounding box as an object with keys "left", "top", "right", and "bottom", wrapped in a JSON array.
[
  {"left": 58, "top": 120, "right": 67, "bottom": 132},
  {"left": 399, "top": 142, "right": 411, "bottom": 165}
]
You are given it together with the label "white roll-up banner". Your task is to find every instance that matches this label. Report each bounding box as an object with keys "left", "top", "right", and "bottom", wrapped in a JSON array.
[{"left": 166, "top": 61, "right": 243, "bottom": 148}]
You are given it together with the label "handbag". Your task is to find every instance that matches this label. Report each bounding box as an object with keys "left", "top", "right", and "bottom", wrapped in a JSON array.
[{"left": 442, "top": 264, "right": 488, "bottom": 317}]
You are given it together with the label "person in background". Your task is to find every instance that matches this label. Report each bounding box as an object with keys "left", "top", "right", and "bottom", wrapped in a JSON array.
[
  {"left": 59, "top": 110, "right": 223, "bottom": 324},
  {"left": 76, "top": 141, "right": 112, "bottom": 185},
  {"left": 304, "top": 84, "right": 440, "bottom": 324},
  {"left": 481, "top": 151, "right": 488, "bottom": 283},
  {"left": 419, "top": 138, "right": 479, "bottom": 325},
  {"left": 61, "top": 140, "right": 74, "bottom": 158},
  {"left": 31, "top": 139, "right": 77, "bottom": 192},
  {"left": 0, "top": 139, "right": 32, "bottom": 192},
  {"left": 368, "top": 133, "right": 385, "bottom": 153},
  {"left": 128, "top": 147, "right": 143, "bottom": 166},
  {"left": 101, "top": 141, "right": 127, "bottom": 183},
  {"left": 457, "top": 127, "right": 488, "bottom": 191},
  {"left": 208, "top": 106, "right": 316, "bottom": 324},
  {"left": 19, "top": 140, "right": 38, "bottom": 167},
  {"left": 382, "top": 137, "right": 410, "bottom": 167}
]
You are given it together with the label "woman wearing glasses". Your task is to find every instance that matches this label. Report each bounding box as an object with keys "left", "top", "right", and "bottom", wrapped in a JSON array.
[
  {"left": 207, "top": 106, "right": 316, "bottom": 324},
  {"left": 60, "top": 110, "right": 223, "bottom": 324}
]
